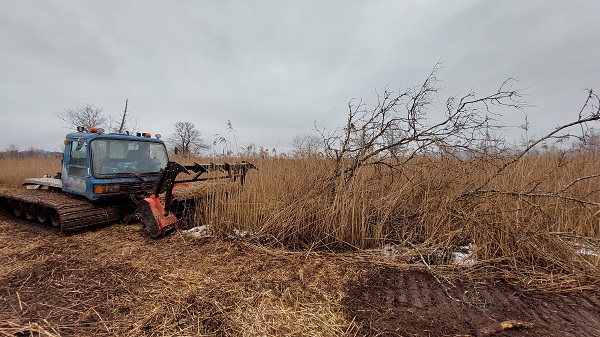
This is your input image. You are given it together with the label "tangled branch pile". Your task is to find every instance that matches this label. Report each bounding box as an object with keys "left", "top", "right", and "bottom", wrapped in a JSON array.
[{"left": 200, "top": 65, "right": 600, "bottom": 288}]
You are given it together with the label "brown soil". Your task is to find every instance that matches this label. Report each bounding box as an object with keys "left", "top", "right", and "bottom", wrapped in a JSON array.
[
  {"left": 346, "top": 268, "right": 600, "bottom": 336},
  {"left": 0, "top": 209, "right": 598, "bottom": 337}
]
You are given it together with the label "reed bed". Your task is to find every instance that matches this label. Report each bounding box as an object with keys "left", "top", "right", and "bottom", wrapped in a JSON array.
[
  {"left": 1, "top": 150, "right": 598, "bottom": 288},
  {"left": 189, "top": 152, "right": 600, "bottom": 288},
  {"left": 1, "top": 150, "right": 599, "bottom": 336},
  {"left": 0, "top": 155, "right": 61, "bottom": 187}
]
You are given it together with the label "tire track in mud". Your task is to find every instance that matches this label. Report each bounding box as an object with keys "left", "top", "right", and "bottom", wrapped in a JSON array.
[
  {"left": 345, "top": 267, "right": 600, "bottom": 337},
  {"left": 530, "top": 295, "right": 600, "bottom": 337},
  {"left": 2, "top": 209, "right": 598, "bottom": 337}
]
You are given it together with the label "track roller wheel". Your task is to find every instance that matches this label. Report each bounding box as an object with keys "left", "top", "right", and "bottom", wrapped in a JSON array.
[
  {"left": 11, "top": 200, "right": 25, "bottom": 218},
  {"left": 49, "top": 209, "right": 60, "bottom": 227},
  {"left": 24, "top": 203, "right": 37, "bottom": 220},
  {"left": 36, "top": 206, "right": 50, "bottom": 223}
]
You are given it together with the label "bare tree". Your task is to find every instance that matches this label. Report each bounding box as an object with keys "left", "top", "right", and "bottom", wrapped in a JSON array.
[
  {"left": 318, "top": 62, "right": 527, "bottom": 183},
  {"left": 291, "top": 133, "right": 323, "bottom": 158},
  {"left": 56, "top": 104, "right": 107, "bottom": 131},
  {"left": 168, "top": 121, "right": 209, "bottom": 155},
  {"left": 5, "top": 144, "right": 19, "bottom": 156},
  {"left": 118, "top": 99, "right": 128, "bottom": 133},
  {"left": 108, "top": 99, "right": 138, "bottom": 134},
  {"left": 461, "top": 89, "right": 600, "bottom": 199}
]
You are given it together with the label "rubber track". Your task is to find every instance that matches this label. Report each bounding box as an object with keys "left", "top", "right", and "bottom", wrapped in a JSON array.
[{"left": 0, "top": 189, "right": 120, "bottom": 233}]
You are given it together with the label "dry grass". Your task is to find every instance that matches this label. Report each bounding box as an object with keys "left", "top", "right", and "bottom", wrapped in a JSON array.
[
  {"left": 186, "top": 152, "right": 600, "bottom": 289},
  {"left": 0, "top": 221, "right": 367, "bottom": 336},
  {"left": 1, "top": 152, "right": 600, "bottom": 336},
  {"left": 0, "top": 155, "right": 61, "bottom": 187},
  {"left": 1, "top": 150, "right": 599, "bottom": 289}
]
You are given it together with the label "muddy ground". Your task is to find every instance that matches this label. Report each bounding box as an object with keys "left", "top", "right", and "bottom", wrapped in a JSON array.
[{"left": 0, "top": 209, "right": 599, "bottom": 337}]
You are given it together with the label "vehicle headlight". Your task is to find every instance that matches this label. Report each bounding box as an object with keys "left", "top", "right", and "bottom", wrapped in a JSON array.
[{"left": 94, "top": 184, "right": 121, "bottom": 194}]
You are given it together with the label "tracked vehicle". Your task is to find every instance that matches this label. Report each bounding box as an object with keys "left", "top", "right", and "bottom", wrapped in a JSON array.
[{"left": 0, "top": 128, "right": 256, "bottom": 237}]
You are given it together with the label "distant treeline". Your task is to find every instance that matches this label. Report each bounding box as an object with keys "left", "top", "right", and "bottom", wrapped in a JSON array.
[{"left": 0, "top": 147, "right": 62, "bottom": 159}]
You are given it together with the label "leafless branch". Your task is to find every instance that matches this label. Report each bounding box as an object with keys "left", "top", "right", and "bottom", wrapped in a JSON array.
[
  {"left": 56, "top": 103, "right": 107, "bottom": 131},
  {"left": 320, "top": 62, "right": 527, "bottom": 184}
]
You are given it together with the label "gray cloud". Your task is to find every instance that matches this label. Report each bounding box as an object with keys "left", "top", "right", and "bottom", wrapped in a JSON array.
[{"left": 1, "top": 0, "right": 598, "bottom": 152}]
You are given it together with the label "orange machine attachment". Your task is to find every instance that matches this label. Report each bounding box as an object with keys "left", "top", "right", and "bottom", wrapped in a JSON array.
[
  {"left": 136, "top": 161, "right": 257, "bottom": 238},
  {"left": 137, "top": 194, "right": 178, "bottom": 237}
]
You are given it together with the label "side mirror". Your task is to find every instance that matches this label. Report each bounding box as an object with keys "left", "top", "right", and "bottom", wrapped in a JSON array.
[{"left": 76, "top": 139, "right": 85, "bottom": 151}]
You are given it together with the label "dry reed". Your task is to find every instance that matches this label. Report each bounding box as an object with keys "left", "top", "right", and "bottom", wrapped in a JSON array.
[
  {"left": 1, "top": 152, "right": 600, "bottom": 336},
  {"left": 1, "top": 150, "right": 598, "bottom": 288},
  {"left": 0, "top": 156, "right": 61, "bottom": 187},
  {"left": 188, "top": 152, "right": 600, "bottom": 289}
]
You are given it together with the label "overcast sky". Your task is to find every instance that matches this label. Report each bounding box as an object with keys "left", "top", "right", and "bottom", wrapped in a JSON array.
[{"left": 1, "top": 0, "right": 599, "bottom": 153}]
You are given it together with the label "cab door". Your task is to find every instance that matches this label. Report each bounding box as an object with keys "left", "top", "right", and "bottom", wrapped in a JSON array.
[{"left": 61, "top": 138, "right": 91, "bottom": 198}]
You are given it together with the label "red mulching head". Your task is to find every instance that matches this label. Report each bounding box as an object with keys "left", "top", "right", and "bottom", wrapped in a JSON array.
[{"left": 137, "top": 195, "right": 178, "bottom": 238}]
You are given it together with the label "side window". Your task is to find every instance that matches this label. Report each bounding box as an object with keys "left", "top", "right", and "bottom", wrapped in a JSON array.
[{"left": 69, "top": 141, "right": 88, "bottom": 176}]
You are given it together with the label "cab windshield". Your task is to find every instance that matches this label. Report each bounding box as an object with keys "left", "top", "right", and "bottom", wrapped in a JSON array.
[{"left": 91, "top": 139, "right": 168, "bottom": 177}]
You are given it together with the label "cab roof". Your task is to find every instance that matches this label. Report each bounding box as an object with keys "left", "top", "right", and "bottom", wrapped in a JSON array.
[{"left": 65, "top": 131, "right": 164, "bottom": 144}]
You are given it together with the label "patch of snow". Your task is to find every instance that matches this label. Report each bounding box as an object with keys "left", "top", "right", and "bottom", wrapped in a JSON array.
[
  {"left": 182, "top": 225, "right": 256, "bottom": 240},
  {"left": 379, "top": 244, "right": 415, "bottom": 262},
  {"left": 382, "top": 243, "right": 399, "bottom": 257},
  {"left": 452, "top": 243, "right": 476, "bottom": 266},
  {"left": 453, "top": 251, "right": 475, "bottom": 265},
  {"left": 377, "top": 242, "right": 480, "bottom": 265},
  {"left": 228, "top": 228, "right": 255, "bottom": 239},
  {"left": 577, "top": 247, "right": 599, "bottom": 257},
  {"left": 182, "top": 225, "right": 211, "bottom": 238}
]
